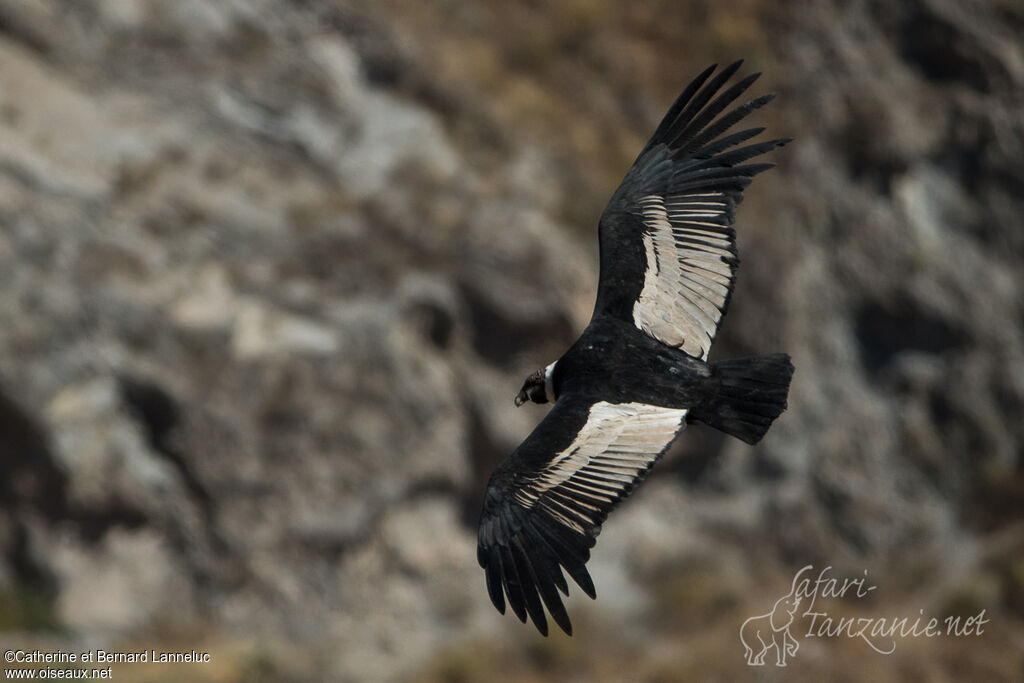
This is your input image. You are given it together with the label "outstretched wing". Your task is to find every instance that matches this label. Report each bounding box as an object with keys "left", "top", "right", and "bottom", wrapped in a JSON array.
[
  {"left": 477, "top": 394, "right": 686, "bottom": 635},
  {"left": 593, "top": 61, "right": 789, "bottom": 359}
]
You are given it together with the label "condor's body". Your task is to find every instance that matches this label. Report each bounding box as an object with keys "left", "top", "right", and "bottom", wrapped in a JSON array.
[{"left": 546, "top": 316, "right": 710, "bottom": 408}]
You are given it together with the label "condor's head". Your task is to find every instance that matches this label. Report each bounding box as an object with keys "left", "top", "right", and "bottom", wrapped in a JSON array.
[{"left": 514, "top": 361, "right": 557, "bottom": 407}]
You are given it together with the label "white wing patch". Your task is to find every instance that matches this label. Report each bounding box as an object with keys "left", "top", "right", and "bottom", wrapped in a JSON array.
[
  {"left": 633, "top": 193, "right": 735, "bottom": 359},
  {"left": 512, "top": 401, "right": 687, "bottom": 533}
]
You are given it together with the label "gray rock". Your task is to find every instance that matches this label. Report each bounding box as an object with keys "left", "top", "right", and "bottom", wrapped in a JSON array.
[{"left": 0, "top": 0, "right": 1021, "bottom": 679}]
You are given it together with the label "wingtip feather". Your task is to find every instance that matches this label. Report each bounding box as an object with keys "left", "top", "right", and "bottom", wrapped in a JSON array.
[
  {"left": 498, "top": 545, "right": 528, "bottom": 623},
  {"left": 511, "top": 539, "right": 550, "bottom": 636},
  {"left": 483, "top": 548, "right": 506, "bottom": 614}
]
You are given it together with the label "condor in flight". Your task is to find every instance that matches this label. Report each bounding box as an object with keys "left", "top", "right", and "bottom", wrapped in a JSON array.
[{"left": 477, "top": 61, "right": 794, "bottom": 636}]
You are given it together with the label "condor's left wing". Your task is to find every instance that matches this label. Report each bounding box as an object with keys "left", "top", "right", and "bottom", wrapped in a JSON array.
[
  {"left": 593, "top": 61, "right": 788, "bottom": 359},
  {"left": 477, "top": 394, "right": 686, "bottom": 635}
]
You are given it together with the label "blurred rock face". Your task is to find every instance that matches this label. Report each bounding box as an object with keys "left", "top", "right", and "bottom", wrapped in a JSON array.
[{"left": 0, "top": 0, "right": 1022, "bottom": 680}]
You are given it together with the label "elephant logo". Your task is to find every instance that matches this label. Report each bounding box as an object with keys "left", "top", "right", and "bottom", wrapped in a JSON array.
[{"left": 740, "top": 578, "right": 803, "bottom": 666}]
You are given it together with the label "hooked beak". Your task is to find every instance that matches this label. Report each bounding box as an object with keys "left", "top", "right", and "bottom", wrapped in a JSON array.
[{"left": 514, "top": 391, "right": 527, "bottom": 407}]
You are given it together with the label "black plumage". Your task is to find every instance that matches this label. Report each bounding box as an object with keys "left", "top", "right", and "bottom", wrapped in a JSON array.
[{"left": 478, "top": 61, "right": 795, "bottom": 636}]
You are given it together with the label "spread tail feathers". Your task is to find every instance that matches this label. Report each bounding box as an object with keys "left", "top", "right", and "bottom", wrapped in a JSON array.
[{"left": 690, "top": 353, "right": 794, "bottom": 444}]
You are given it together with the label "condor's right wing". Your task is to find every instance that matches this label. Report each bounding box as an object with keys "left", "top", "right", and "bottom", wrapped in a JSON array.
[{"left": 477, "top": 394, "right": 687, "bottom": 635}]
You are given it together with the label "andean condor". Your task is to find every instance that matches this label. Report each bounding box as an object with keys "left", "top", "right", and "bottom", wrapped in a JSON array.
[{"left": 477, "top": 61, "right": 794, "bottom": 636}]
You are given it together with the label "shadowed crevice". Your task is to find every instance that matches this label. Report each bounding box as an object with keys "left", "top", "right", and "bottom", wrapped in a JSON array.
[
  {"left": 854, "top": 298, "right": 966, "bottom": 374},
  {"left": 0, "top": 387, "right": 67, "bottom": 520},
  {"left": 118, "top": 376, "right": 215, "bottom": 512}
]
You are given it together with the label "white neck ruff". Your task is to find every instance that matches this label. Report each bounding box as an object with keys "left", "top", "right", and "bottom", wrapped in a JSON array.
[{"left": 543, "top": 361, "right": 557, "bottom": 403}]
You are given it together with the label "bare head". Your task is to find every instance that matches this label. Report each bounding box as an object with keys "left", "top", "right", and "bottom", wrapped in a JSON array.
[{"left": 514, "top": 361, "right": 557, "bottom": 407}]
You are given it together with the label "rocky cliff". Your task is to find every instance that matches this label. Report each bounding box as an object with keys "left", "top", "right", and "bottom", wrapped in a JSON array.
[{"left": 1, "top": 0, "right": 1022, "bottom": 681}]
